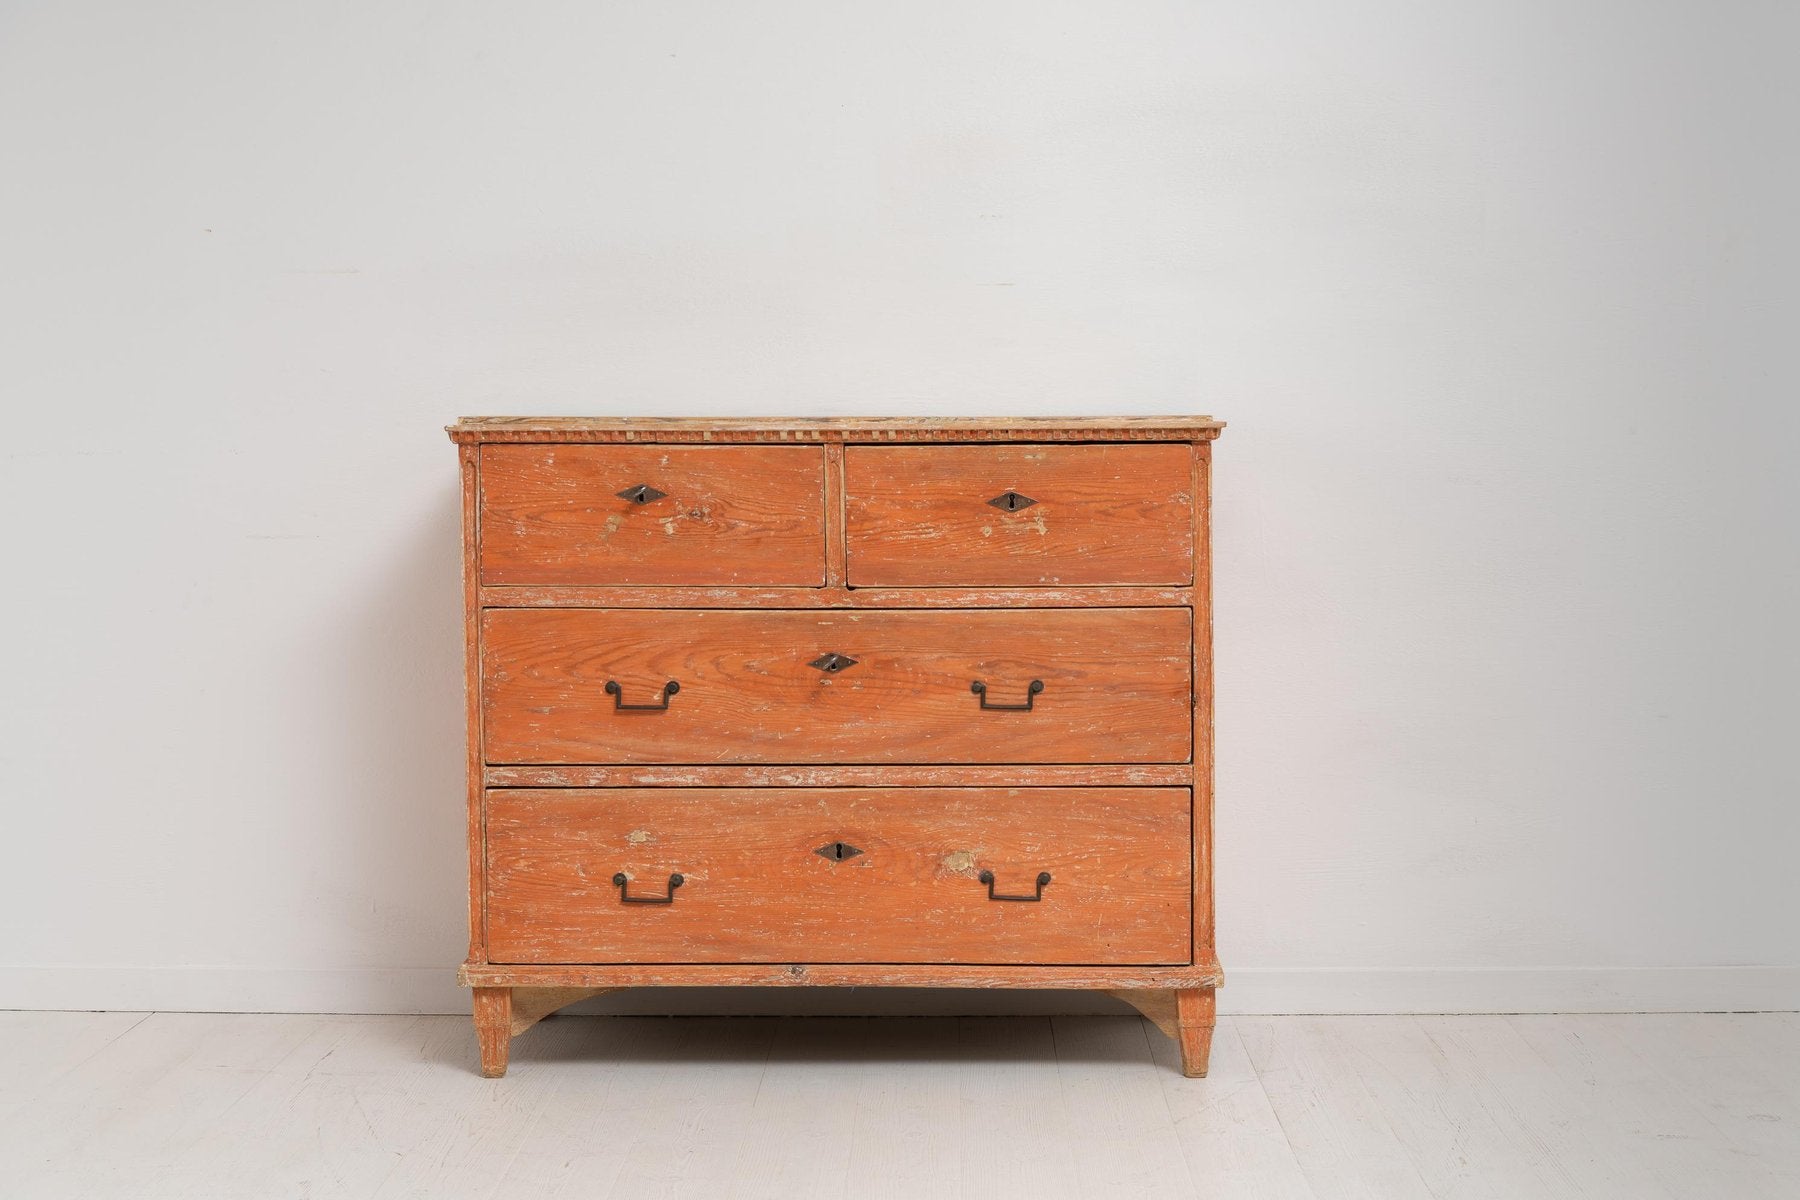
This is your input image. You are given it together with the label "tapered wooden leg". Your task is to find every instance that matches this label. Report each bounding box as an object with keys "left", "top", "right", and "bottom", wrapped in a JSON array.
[
  {"left": 1106, "top": 987, "right": 1215, "bottom": 1077},
  {"left": 473, "top": 986, "right": 512, "bottom": 1078},
  {"left": 1175, "top": 986, "right": 1216, "bottom": 1078}
]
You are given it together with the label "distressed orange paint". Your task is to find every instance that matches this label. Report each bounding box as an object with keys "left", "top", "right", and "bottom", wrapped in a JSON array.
[{"left": 449, "top": 417, "right": 1224, "bottom": 1077}]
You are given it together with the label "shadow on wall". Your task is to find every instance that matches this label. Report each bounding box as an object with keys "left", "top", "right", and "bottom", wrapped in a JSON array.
[{"left": 327, "top": 474, "right": 468, "bottom": 997}]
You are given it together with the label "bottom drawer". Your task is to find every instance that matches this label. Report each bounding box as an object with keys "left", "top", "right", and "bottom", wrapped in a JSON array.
[{"left": 485, "top": 787, "right": 1191, "bottom": 965}]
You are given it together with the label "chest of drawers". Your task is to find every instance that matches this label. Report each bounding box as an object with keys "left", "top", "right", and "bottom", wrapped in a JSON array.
[{"left": 449, "top": 416, "right": 1225, "bottom": 1076}]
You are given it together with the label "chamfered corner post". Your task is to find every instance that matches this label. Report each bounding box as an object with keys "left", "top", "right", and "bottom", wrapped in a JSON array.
[
  {"left": 473, "top": 986, "right": 512, "bottom": 1078},
  {"left": 1175, "top": 986, "right": 1216, "bottom": 1078}
]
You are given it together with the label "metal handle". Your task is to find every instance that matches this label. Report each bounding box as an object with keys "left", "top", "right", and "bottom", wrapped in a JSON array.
[
  {"left": 979, "top": 870, "right": 1051, "bottom": 902},
  {"left": 606, "top": 680, "right": 679, "bottom": 711},
  {"left": 613, "top": 872, "right": 683, "bottom": 904},
  {"left": 972, "top": 679, "right": 1044, "bottom": 711}
]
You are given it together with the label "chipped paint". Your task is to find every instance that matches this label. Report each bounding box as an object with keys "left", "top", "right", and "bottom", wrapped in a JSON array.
[{"left": 460, "top": 423, "right": 1218, "bottom": 1077}]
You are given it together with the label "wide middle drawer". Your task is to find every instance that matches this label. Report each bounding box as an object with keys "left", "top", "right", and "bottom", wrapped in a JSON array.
[{"left": 481, "top": 607, "right": 1192, "bottom": 764}]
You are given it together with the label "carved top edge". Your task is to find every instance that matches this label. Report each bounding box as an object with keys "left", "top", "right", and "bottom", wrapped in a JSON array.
[{"left": 446, "top": 415, "right": 1224, "bottom": 444}]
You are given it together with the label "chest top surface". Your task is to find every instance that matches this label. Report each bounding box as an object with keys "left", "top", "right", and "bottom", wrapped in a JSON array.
[{"left": 448, "top": 415, "right": 1224, "bottom": 443}]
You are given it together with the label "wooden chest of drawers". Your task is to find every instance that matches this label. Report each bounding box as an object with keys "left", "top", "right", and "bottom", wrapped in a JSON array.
[{"left": 449, "top": 416, "right": 1225, "bottom": 1076}]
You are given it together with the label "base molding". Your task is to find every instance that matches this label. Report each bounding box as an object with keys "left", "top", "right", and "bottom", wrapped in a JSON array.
[
  {"left": 2, "top": 965, "right": 1795, "bottom": 1016},
  {"left": 457, "top": 961, "right": 1223, "bottom": 990}
]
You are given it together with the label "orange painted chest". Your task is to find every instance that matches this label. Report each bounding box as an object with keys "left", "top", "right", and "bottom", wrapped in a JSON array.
[{"left": 449, "top": 416, "right": 1225, "bottom": 1075}]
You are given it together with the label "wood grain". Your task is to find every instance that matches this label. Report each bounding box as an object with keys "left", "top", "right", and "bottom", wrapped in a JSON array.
[
  {"left": 844, "top": 444, "right": 1196, "bottom": 586},
  {"left": 478, "top": 444, "right": 826, "bottom": 586},
  {"left": 1176, "top": 986, "right": 1216, "bottom": 1077},
  {"left": 485, "top": 787, "right": 1191, "bottom": 965},
  {"left": 472, "top": 987, "right": 510, "bottom": 1077},
  {"left": 480, "top": 607, "right": 1192, "bottom": 765}
]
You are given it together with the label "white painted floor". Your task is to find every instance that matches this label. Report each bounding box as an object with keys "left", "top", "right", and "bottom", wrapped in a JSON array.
[{"left": 2, "top": 1010, "right": 1796, "bottom": 1199}]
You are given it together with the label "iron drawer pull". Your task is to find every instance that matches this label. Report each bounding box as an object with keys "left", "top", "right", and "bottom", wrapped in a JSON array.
[
  {"left": 972, "top": 679, "right": 1044, "bottom": 711},
  {"left": 979, "top": 870, "right": 1051, "bottom": 902},
  {"left": 613, "top": 872, "right": 683, "bottom": 904},
  {"left": 605, "top": 680, "right": 679, "bottom": 711}
]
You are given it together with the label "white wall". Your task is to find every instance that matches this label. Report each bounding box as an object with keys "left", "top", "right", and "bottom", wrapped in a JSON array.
[{"left": 2, "top": 1, "right": 1794, "bottom": 1016}]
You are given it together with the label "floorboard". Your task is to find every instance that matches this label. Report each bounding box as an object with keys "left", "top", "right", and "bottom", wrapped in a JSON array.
[{"left": 1, "top": 1011, "right": 1795, "bottom": 1199}]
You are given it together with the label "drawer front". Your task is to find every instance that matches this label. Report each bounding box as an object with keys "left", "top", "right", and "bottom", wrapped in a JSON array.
[
  {"left": 844, "top": 444, "right": 1195, "bottom": 586},
  {"left": 482, "top": 607, "right": 1192, "bottom": 765},
  {"left": 479, "top": 444, "right": 826, "bottom": 586},
  {"left": 485, "top": 787, "right": 1191, "bottom": 964}
]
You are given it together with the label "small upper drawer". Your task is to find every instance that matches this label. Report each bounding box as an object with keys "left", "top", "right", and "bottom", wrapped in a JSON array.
[
  {"left": 844, "top": 444, "right": 1195, "bottom": 587},
  {"left": 479, "top": 445, "right": 825, "bottom": 586}
]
